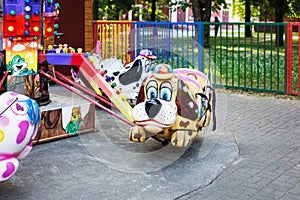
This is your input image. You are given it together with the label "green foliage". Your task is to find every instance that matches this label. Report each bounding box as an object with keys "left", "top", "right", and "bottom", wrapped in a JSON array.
[
  {"left": 237, "top": 0, "right": 300, "bottom": 21},
  {"left": 170, "top": 0, "right": 227, "bottom": 15},
  {"left": 137, "top": 0, "right": 170, "bottom": 21},
  {"left": 94, "top": 0, "right": 170, "bottom": 21},
  {"left": 94, "top": 0, "right": 135, "bottom": 20},
  {"left": 231, "top": 0, "right": 260, "bottom": 20},
  {"left": 286, "top": 0, "right": 300, "bottom": 19}
]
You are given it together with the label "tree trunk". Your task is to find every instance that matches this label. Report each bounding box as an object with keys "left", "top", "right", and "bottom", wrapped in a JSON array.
[
  {"left": 203, "top": 0, "right": 211, "bottom": 48},
  {"left": 151, "top": 0, "right": 156, "bottom": 21},
  {"left": 191, "top": 0, "right": 213, "bottom": 48},
  {"left": 274, "top": 0, "right": 284, "bottom": 46},
  {"left": 245, "top": 0, "right": 252, "bottom": 37},
  {"left": 191, "top": 0, "right": 203, "bottom": 48},
  {"left": 93, "top": 0, "right": 99, "bottom": 20},
  {"left": 191, "top": 0, "right": 202, "bottom": 22}
]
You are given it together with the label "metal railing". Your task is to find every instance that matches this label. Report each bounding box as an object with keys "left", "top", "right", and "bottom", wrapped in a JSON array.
[
  {"left": 205, "top": 22, "right": 287, "bottom": 94},
  {"left": 93, "top": 21, "right": 299, "bottom": 95},
  {"left": 287, "top": 22, "right": 300, "bottom": 95},
  {"left": 131, "top": 22, "right": 203, "bottom": 71},
  {"left": 93, "top": 21, "right": 133, "bottom": 62}
]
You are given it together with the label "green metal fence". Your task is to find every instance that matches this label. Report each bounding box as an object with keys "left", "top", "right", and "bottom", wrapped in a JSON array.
[{"left": 204, "top": 22, "right": 287, "bottom": 94}]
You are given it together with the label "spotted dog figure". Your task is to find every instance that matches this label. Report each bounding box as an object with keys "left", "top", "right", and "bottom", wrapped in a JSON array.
[
  {"left": 100, "top": 49, "right": 157, "bottom": 106},
  {"left": 129, "top": 64, "right": 213, "bottom": 147}
]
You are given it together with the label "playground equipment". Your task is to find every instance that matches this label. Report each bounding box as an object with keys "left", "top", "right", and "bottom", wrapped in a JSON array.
[
  {"left": 0, "top": 0, "right": 214, "bottom": 137},
  {"left": 38, "top": 52, "right": 135, "bottom": 126},
  {"left": 0, "top": 0, "right": 214, "bottom": 182},
  {"left": 89, "top": 49, "right": 157, "bottom": 106},
  {"left": 3, "top": 0, "right": 59, "bottom": 75},
  {"left": 0, "top": 91, "right": 40, "bottom": 181},
  {"left": 129, "top": 64, "right": 214, "bottom": 147},
  {"left": 0, "top": 1, "right": 99, "bottom": 145},
  {"left": 1, "top": 0, "right": 60, "bottom": 103},
  {"left": 0, "top": 0, "right": 59, "bottom": 181}
]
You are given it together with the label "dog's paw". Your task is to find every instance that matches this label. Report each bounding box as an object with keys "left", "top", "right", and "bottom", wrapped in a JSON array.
[
  {"left": 171, "top": 130, "right": 197, "bottom": 147},
  {"left": 128, "top": 126, "right": 148, "bottom": 143}
]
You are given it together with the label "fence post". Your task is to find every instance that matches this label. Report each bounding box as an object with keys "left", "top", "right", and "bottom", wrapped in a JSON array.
[
  {"left": 286, "top": 23, "right": 293, "bottom": 95},
  {"left": 298, "top": 23, "right": 300, "bottom": 94},
  {"left": 93, "top": 21, "right": 99, "bottom": 49},
  {"left": 197, "top": 22, "right": 203, "bottom": 71}
]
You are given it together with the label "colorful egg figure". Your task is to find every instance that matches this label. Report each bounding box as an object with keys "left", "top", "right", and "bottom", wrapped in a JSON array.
[{"left": 0, "top": 92, "right": 40, "bottom": 181}]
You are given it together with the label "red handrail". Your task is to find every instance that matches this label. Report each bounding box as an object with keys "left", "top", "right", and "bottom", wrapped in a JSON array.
[
  {"left": 39, "top": 70, "right": 135, "bottom": 127},
  {"left": 0, "top": 71, "right": 8, "bottom": 89}
]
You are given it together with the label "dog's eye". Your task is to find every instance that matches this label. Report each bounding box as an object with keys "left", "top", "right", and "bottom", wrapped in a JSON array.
[
  {"left": 160, "top": 87, "right": 172, "bottom": 101},
  {"left": 150, "top": 64, "right": 155, "bottom": 71},
  {"left": 145, "top": 63, "right": 155, "bottom": 73},
  {"left": 147, "top": 87, "right": 157, "bottom": 100}
]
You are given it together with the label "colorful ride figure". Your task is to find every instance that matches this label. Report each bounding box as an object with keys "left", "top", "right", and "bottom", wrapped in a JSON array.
[
  {"left": 0, "top": 92, "right": 40, "bottom": 181},
  {"left": 6, "top": 55, "right": 30, "bottom": 76},
  {"left": 129, "top": 64, "right": 213, "bottom": 147},
  {"left": 100, "top": 49, "right": 157, "bottom": 106}
]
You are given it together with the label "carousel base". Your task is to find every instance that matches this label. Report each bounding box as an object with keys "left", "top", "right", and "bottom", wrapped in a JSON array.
[{"left": 33, "top": 94, "right": 95, "bottom": 144}]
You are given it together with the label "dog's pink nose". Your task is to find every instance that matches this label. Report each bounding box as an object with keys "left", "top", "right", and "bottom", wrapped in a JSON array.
[{"left": 145, "top": 99, "right": 162, "bottom": 118}]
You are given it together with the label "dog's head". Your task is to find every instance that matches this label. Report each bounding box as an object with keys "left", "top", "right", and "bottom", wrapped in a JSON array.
[
  {"left": 108, "top": 50, "right": 156, "bottom": 105},
  {"left": 132, "top": 64, "right": 199, "bottom": 134}
]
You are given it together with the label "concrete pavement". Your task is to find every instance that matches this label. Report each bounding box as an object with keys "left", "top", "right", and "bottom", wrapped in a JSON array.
[
  {"left": 179, "top": 92, "right": 300, "bottom": 200},
  {"left": 0, "top": 86, "right": 299, "bottom": 200}
]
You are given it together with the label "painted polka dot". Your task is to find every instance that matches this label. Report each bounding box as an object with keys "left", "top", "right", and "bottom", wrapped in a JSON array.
[
  {"left": 9, "top": 92, "right": 18, "bottom": 96},
  {"left": 0, "top": 116, "right": 9, "bottom": 127},
  {"left": 7, "top": 99, "right": 14, "bottom": 105},
  {"left": 16, "top": 121, "right": 29, "bottom": 144},
  {"left": 2, "top": 162, "right": 15, "bottom": 179},
  {"left": 0, "top": 130, "right": 4, "bottom": 142}
]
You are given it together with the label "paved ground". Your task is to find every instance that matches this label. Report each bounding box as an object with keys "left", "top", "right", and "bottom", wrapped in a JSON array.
[
  {"left": 180, "top": 92, "right": 300, "bottom": 200},
  {"left": 0, "top": 86, "right": 299, "bottom": 200}
]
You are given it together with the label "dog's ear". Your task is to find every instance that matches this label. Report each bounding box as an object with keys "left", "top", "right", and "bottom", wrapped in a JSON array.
[
  {"left": 119, "top": 59, "right": 142, "bottom": 85},
  {"left": 175, "top": 79, "right": 198, "bottom": 120},
  {"left": 136, "top": 77, "right": 147, "bottom": 104}
]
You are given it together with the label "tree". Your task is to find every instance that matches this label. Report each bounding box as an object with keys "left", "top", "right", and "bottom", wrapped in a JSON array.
[
  {"left": 151, "top": 0, "right": 156, "bottom": 21},
  {"left": 237, "top": 0, "right": 300, "bottom": 46},
  {"left": 269, "top": 0, "right": 300, "bottom": 46},
  {"left": 93, "top": 0, "right": 100, "bottom": 20},
  {"left": 171, "top": 0, "right": 226, "bottom": 22},
  {"left": 93, "top": 0, "right": 135, "bottom": 20},
  {"left": 170, "top": 0, "right": 227, "bottom": 48},
  {"left": 138, "top": 0, "right": 170, "bottom": 21},
  {"left": 271, "top": 0, "right": 286, "bottom": 46},
  {"left": 236, "top": 0, "right": 264, "bottom": 37},
  {"left": 245, "top": 0, "right": 251, "bottom": 37}
]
